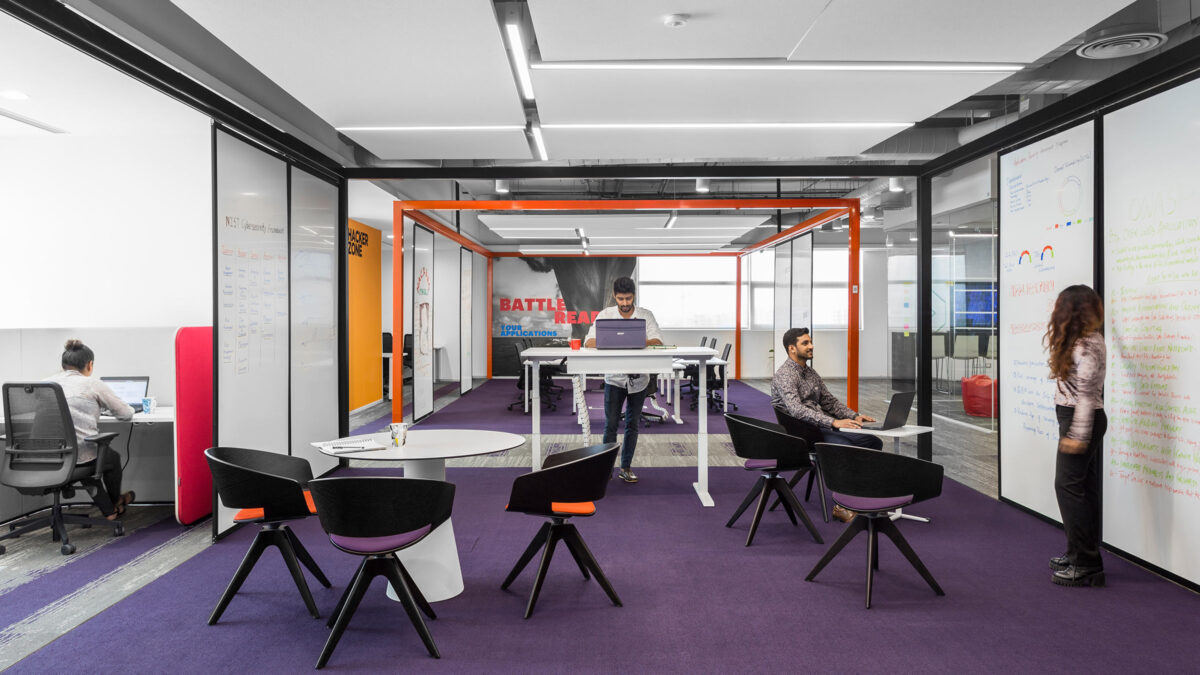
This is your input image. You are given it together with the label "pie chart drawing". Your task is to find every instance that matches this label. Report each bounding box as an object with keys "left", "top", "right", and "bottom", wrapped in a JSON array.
[{"left": 1059, "top": 175, "right": 1082, "bottom": 219}]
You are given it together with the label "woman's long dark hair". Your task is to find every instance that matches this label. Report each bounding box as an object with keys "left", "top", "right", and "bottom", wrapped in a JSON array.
[{"left": 1044, "top": 284, "right": 1103, "bottom": 380}]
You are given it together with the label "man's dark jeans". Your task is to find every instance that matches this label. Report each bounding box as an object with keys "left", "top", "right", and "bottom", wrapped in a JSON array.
[{"left": 603, "top": 383, "right": 648, "bottom": 469}]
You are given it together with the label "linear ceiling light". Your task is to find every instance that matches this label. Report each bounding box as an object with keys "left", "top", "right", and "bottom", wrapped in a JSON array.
[
  {"left": 696, "top": 178, "right": 711, "bottom": 193},
  {"left": 531, "top": 59, "right": 1023, "bottom": 73},
  {"left": 542, "top": 122, "right": 912, "bottom": 130},
  {"left": 336, "top": 125, "right": 524, "bottom": 132},
  {"left": 664, "top": 213, "right": 678, "bottom": 229},
  {"left": 505, "top": 24, "right": 536, "bottom": 100},
  {"left": 519, "top": 247, "right": 582, "bottom": 254},
  {"left": 530, "top": 124, "right": 549, "bottom": 160}
]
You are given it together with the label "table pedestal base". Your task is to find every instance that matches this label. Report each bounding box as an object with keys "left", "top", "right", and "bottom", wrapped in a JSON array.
[{"left": 388, "top": 457, "right": 463, "bottom": 602}]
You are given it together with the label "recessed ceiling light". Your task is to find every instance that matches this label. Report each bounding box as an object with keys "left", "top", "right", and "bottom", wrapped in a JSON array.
[
  {"left": 240, "top": 192, "right": 258, "bottom": 197},
  {"left": 888, "top": 177, "right": 904, "bottom": 192},
  {"left": 696, "top": 178, "right": 711, "bottom": 193},
  {"left": 387, "top": 234, "right": 395, "bottom": 239},
  {"left": 663, "top": 13, "right": 690, "bottom": 28},
  {"left": 0, "top": 90, "right": 29, "bottom": 100},
  {"left": 495, "top": 179, "right": 511, "bottom": 194},
  {"left": 542, "top": 122, "right": 912, "bottom": 130},
  {"left": 336, "top": 125, "right": 524, "bottom": 132},
  {"left": 909, "top": 235, "right": 918, "bottom": 242},
  {"left": 531, "top": 60, "right": 1023, "bottom": 73}
]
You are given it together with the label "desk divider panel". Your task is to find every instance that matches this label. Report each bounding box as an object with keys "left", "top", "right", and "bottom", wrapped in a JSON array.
[{"left": 175, "top": 326, "right": 213, "bottom": 525}]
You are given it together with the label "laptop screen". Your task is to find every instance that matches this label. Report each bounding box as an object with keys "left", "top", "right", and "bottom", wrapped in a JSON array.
[{"left": 100, "top": 377, "right": 149, "bottom": 405}]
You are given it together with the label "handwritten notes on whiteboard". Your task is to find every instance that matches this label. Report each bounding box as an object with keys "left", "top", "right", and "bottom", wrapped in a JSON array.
[
  {"left": 1104, "top": 77, "right": 1200, "bottom": 583},
  {"left": 998, "top": 121, "right": 1095, "bottom": 521}
]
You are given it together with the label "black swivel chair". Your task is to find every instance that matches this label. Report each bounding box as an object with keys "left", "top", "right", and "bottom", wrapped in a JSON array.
[
  {"left": 307, "top": 476, "right": 454, "bottom": 667},
  {"left": 383, "top": 332, "right": 393, "bottom": 398},
  {"left": 690, "top": 343, "right": 737, "bottom": 412},
  {"left": 508, "top": 343, "right": 558, "bottom": 412},
  {"left": 805, "top": 443, "right": 945, "bottom": 608},
  {"left": 502, "top": 443, "right": 622, "bottom": 618},
  {"left": 401, "top": 333, "right": 414, "bottom": 382},
  {"left": 772, "top": 407, "right": 829, "bottom": 522},
  {"left": 724, "top": 414, "right": 823, "bottom": 546},
  {"left": 0, "top": 382, "right": 125, "bottom": 555},
  {"left": 205, "top": 446, "right": 332, "bottom": 624}
]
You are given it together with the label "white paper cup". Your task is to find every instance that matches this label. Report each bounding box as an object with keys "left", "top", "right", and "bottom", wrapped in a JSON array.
[{"left": 389, "top": 422, "right": 408, "bottom": 446}]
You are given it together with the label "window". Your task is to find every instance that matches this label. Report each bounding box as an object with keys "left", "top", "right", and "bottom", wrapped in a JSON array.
[
  {"left": 638, "top": 257, "right": 736, "bottom": 328},
  {"left": 740, "top": 249, "right": 774, "bottom": 330},
  {"left": 812, "top": 249, "right": 864, "bottom": 329}
]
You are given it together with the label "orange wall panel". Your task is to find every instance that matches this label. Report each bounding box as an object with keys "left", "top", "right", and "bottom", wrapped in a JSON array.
[{"left": 347, "top": 219, "right": 382, "bottom": 411}]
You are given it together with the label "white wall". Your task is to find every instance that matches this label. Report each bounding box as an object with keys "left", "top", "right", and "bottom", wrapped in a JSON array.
[
  {"left": 812, "top": 248, "right": 889, "bottom": 378},
  {"left": 472, "top": 253, "right": 487, "bottom": 378},
  {"left": 433, "top": 235, "right": 460, "bottom": 381}
]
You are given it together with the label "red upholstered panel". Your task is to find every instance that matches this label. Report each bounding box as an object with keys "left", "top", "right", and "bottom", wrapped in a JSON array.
[{"left": 175, "top": 326, "right": 214, "bottom": 525}]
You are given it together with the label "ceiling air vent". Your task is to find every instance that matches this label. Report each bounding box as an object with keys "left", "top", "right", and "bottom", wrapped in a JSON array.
[{"left": 1076, "top": 27, "right": 1167, "bottom": 59}]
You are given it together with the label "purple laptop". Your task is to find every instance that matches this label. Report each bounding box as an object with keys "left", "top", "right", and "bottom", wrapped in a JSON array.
[{"left": 594, "top": 318, "right": 647, "bottom": 349}]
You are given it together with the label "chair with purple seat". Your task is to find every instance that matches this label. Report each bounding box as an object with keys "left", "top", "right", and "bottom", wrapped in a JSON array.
[
  {"left": 805, "top": 443, "right": 945, "bottom": 609},
  {"left": 501, "top": 443, "right": 622, "bottom": 619},
  {"left": 772, "top": 407, "right": 830, "bottom": 522},
  {"left": 306, "top": 476, "right": 454, "bottom": 667},
  {"left": 724, "top": 414, "right": 823, "bottom": 547}
]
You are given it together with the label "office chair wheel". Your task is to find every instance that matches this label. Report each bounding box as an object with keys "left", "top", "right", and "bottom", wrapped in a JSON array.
[
  {"left": 113, "top": 524, "right": 125, "bottom": 537},
  {"left": 61, "top": 543, "right": 76, "bottom": 555}
]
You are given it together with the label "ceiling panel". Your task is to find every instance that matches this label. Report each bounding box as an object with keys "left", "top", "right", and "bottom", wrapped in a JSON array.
[
  {"left": 542, "top": 126, "right": 905, "bottom": 161},
  {"left": 788, "top": 0, "right": 1136, "bottom": 63},
  {"left": 532, "top": 69, "right": 1008, "bottom": 126},
  {"left": 343, "top": 128, "right": 532, "bottom": 160},
  {"left": 529, "top": 0, "right": 824, "bottom": 61},
  {"left": 173, "top": 0, "right": 526, "bottom": 128},
  {"left": 478, "top": 213, "right": 769, "bottom": 248}
]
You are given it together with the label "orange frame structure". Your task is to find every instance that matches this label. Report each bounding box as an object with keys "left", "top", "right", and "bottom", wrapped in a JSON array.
[{"left": 391, "top": 198, "right": 860, "bottom": 423}]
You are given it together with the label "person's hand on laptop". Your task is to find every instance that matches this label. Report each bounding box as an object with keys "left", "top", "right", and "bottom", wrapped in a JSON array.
[
  {"left": 833, "top": 418, "right": 862, "bottom": 430},
  {"left": 854, "top": 414, "right": 877, "bottom": 424}
]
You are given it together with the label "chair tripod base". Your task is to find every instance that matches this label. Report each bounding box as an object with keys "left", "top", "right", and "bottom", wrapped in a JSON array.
[
  {"left": 767, "top": 467, "right": 829, "bottom": 523},
  {"left": 805, "top": 513, "right": 944, "bottom": 609},
  {"left": 318, "top": 554, "right": 439, "bottom": 668},
  {"left": 501, "top": 519, "right": 621, "bottom": 619},
  {"left": 889, "top": 508, "right": 931, "bottom": 523},
  {"left": 726, "top": 472, "right": 823, "bottom": 547},
  {"left": 207, "top": 523, "right": 331, "bottom": 625}
]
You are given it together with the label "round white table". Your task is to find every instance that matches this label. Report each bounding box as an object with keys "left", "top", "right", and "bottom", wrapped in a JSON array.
[{"left": 315, "top": 429, "right": 525, "bottom": 602}]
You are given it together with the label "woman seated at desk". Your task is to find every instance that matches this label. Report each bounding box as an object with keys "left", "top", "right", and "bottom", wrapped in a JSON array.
[{"left": 45, "top": 339, "right": 135, "bottom": 520}]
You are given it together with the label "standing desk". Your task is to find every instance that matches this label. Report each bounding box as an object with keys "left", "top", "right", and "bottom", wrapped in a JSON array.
[{"left": 520, "top": 346, "right": 718, "bottom": 506}]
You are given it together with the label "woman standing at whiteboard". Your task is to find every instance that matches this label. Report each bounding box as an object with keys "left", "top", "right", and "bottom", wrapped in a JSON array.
[{"left": 1044, "top": 285, "right": 1108, "bottom": 587}]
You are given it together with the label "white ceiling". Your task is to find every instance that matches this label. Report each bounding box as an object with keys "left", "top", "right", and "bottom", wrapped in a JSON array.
[
  {"left": 529, "top": 0, "right": 827, "bottom": 61},
  {"left": 171, "top": 0, "right": 529, "bottom": 160},
  {"left": 0, "top": 12, "right": 204, "bottom": 137}
]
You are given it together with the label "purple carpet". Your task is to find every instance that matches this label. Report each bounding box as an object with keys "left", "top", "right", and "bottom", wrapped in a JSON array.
[
  {"left": 352, "top": 382, "right": 462, "bottom": 435},
  {"left": 9, "top": 467, "right": 1198, "bottom": 673},
  {"left": 413, "top": 378, "right": 774, "bottom": 435}
]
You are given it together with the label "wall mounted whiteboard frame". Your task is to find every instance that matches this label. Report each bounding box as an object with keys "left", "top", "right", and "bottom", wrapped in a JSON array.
[
  {"left": 412, "top": 224, "right": 435, "bottom": 422},
  {"left": 997, "top": 119, "right": 1097, "bottom": 523}
]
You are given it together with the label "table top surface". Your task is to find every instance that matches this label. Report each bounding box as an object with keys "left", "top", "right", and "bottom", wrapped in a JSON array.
[
  {"left": 840, "top": 424, "right": 935, "bottom": 438},
  {"left": 522, "top": 346, "right": 717, "bottom": 359},
  {"left": 3, "top": 407, "right": 176, "bottom": 424},
  {"left": 314, "top": 428, "right": 526, "bottom": 461}
]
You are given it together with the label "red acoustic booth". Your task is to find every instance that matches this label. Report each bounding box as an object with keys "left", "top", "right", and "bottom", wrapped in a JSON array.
[{"left": 961, "top": 375, "right": 998, "bottom": 417}]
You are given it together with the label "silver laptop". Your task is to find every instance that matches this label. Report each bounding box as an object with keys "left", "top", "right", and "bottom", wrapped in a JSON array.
[
  {"left": 100, "top": 376, "right": 149, "bottom": 413},
  {"left": 861, "top": 391, "right": 915, "bottom": 431}
]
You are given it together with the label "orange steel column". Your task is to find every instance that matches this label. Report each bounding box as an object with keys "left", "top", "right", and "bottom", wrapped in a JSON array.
[
  {"left": 735, "top": 256, "right": 742, "bottom": 379},
  {"left": 392, "top": 208, "right": 406, "bottom": 423},
  {"left": 487, "top": 257, "right": 494, "bottom": 378},
  {"left": 847, "top": 202, "right": 860, "bottom": 412}
]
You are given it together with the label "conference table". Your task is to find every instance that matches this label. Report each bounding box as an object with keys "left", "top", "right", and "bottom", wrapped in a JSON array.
[
  {"left": 849, "top": 424, "right": 935, "bottom": 523},
  {"left": 315, "top": 429, "right": 525, "bottom": 602},
  {"left": 520, "top": 346, "right": 719, "bottom": 506}
]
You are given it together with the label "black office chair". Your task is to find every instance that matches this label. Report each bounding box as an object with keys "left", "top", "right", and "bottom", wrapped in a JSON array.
[
  {"left": 724, "top": 414, "right": 823, "bottom": 546},
  {"left": 690, "top": 344, "right": 736, "bottom": 412},
  {"left": 502, "top": 443, "right": 622, "bottom": 618},
  {"left": 307, "top": 476, "right": 454, "bottom": 667},
  {"left": 637, "top": 374, "right": 668, "bottom": 425},
  {"left": 401, "top": 333, "right": 414, "bottom": 382},
  {"left": 383, "top": 332, "right": 393, "bottom": 397},
  {"left": 805, "top": 443, "right": 945, "bottom": 609},
  {"left": 508, "top": 343, "right": 558, "bottom": 412},
  {"left": 0, "top": 382, "right": 125, "bottom": 555},
  {"left": 205, "top": 446, "right": 331, "bottom": 624},
  {"left": 771, "top": 407, "right": 829, "bottom": 522},
  {"left": 524, "top": 338, "right": 565, "bottom": 397}
]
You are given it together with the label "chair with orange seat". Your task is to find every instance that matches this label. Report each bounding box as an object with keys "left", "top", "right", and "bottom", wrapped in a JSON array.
[
  {"left": 204, "top": 446, "right": 331, "bottom": 624},
  {"left": 501, "top": 443, "right": 621, "bottom": 618}
]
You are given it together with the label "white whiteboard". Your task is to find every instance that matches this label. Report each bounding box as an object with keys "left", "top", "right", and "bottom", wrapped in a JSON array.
[
  {"left": 997, "top": 121, "right": 1096, "bottom": 521},
  {"left": 460, "top": 247, "right": 473, "bottom": 394},
  {"left": 1104, "top": 79, "right": 1200, "bottom": 584},
  {"left": 791, "top": 233, "right": 813, "bottom": 331},
  {"left": 412, "top": 226, "right": 435, "bottom": 420},
  {"left": 289, "top": 167, "right": 339, "bottom": 476},
  {"left": 215, "top": 130, "right": 289, "bottom": 535},
  {"left": 773, "top": 241, "right": 792, "bottom": 372}
]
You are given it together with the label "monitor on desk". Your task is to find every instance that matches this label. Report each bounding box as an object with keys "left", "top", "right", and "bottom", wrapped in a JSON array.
[{"left": 100, "top": 376, "right": 149, "bottom": 410}]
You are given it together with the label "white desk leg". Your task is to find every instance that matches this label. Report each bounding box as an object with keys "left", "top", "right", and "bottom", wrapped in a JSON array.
[
  {"left": 391, "top": 458, "right": 462, "bottom": 602},
  {"left": 672, "top": 371, "right": 683, "bottom": 424},
  {"left": 524, "top": 362, "right": 530, "bottom": 413},
  {"left": 888, "top": 436, "right": 930, "bottom": 523},
  {"left": 531, "top": 360, "right": 542, "bottom": 471},
  {"left": 693, "top": 357, "right": 714, "bottom": 507},
  {"left": 723, "top": 367, "right": 728, "bottom": 412}
]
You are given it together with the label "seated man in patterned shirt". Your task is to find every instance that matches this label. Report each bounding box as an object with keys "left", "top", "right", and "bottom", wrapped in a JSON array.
[{"left": 771, "top": 327, "right": 883, "bottom": 521}]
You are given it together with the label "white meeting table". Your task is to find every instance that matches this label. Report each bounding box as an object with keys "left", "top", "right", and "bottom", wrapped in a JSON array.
[
  {"left": 520, "top": 346, "right": 718, "bottom": 506},
  {"left": 315, "top": 429, "right": 525, "bottom": 602},
  {"left": 844, "top": 424, "right": 935, "bottom": 523}
]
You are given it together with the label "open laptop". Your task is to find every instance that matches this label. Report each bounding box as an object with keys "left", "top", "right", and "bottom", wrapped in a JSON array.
[
  {"left": 100, "top": 376, "right": 149, "bottom": 413},
  {"left": 594, "top": 318, "right": 647, "bottom": 349},
  {"left": 861, "top": 391, "right": 915, "bottom": 431}
]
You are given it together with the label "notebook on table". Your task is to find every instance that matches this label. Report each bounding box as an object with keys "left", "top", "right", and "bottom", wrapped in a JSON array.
[
  {"left": 100, "top": 376, "right": 149, "bottom": 413},
  {"left": 594, "top": 318, "right": 647, "bottom": 349},
  {"left": 860, "top": 391, "right": 916, "bottom": 431}
]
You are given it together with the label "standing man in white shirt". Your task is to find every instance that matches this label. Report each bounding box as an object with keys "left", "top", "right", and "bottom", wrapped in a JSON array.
[{"left": 584, "top": 276, "right": 663, "bottom": 483}]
